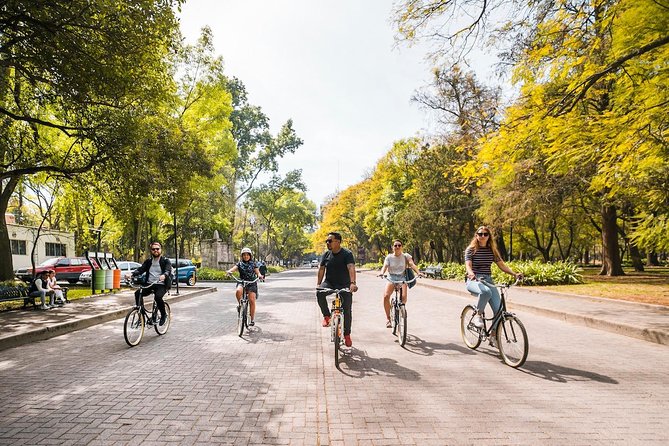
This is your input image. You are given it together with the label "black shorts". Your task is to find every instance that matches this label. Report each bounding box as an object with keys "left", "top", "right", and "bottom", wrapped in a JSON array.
[{"left": 238, "top": 283, "right": 258, "bottom": 295}]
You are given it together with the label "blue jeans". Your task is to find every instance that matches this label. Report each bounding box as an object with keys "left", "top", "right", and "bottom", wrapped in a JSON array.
[{"left": 466, "top": 275, "right": 501, "bottom": 318}]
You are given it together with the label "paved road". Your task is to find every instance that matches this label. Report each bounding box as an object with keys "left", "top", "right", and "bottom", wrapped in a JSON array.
[{"left": 0, "top": 269, "right": 667, "bottom": 445}]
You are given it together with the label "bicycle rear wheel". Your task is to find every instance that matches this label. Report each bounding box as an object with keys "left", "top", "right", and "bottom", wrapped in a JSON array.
[
  {"left": 397, "top": 305, "right": 407, "bottom": 347},
  {"left": 154, "top": 302, "right": 171, "bottom": 335},
  {"left": 124, "top": 308, "right": 144, "bottom": 347},
  {"left": 238, "top": 300, "right": 248, "bottom": 337},
  {"left": 497, "top": 315, "right": 528, "bottom": 367},
  {"left": 460, "top": 305, "right": 482, "bottom": 349},
  {"left": 333, "top": 314, "right": 342, "bottom": 368}
]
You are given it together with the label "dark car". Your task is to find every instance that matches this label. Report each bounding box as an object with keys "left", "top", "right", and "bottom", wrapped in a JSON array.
[
  {"left": 169, "top": 259, "right": 197, "bottom": 286},
  {"left": 15, "top": 257, "right": 92, "bottom": 284}
]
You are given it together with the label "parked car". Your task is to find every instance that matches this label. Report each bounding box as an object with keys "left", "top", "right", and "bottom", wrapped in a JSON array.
[
  {"left": 15, "top": 257, "right": 91, "bottom": 284},
  {"left": 311, "top": 259, "right": 320, "bottom": 268},
  {"left": 169, "top": 259, "right": 197, "bottom": 286},
  {"left": 79, "top": 261, "right": 141, "bottom": 285}
]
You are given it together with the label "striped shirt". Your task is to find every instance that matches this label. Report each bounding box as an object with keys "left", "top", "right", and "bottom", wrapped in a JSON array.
[{"left": 464, "top": 246, "right": 499, "bottom": 276}]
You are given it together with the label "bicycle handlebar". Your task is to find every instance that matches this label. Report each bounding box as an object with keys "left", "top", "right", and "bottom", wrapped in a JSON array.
[
  {"left": 227, "top": 274, "right": 259, "bottom": 286},
  {"left": 316, "top": 287, "right": 351, "bottom": 295},
  {"left": 378, "top": 274, "right": 417, "bottom": 284}
]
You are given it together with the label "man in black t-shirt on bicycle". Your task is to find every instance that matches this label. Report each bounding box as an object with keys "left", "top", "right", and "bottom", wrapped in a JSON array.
[{"left": 316, "top": 231, "right": 358, "bottom": 347}]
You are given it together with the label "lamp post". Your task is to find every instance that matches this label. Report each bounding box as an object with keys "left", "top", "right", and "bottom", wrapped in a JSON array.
[{"left": 173, "top": 211, "right": 179, "bottom": 295}]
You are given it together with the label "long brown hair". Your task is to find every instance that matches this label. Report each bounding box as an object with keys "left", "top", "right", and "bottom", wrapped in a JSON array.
[{"left": 466, "top": 225, "right": 502, "bottom": 260}]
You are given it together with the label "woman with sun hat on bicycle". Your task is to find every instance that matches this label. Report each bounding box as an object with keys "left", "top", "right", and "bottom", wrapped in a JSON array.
[
  {"left": 465, "top": 226, "right": 522, "bottom": 329},
  {"left": 226, "top": 247, "right": 263, "bottom": 326}
]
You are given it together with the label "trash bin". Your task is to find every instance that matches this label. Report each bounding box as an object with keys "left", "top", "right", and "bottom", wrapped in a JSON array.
[
  {"left": 93, "top": 269, "right": 106, "bottom": 291},
  {"left": 104, "top": 268, "right": 113, "bottom": 290},
  {"left": 113, "top": 268, "right": 121, "bottom": 289}
]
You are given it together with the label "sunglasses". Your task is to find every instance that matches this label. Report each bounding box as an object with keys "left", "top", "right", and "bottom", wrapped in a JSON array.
[
  {"left": 151, "top": 247, "right": 161, "bottom": 251},
  {"left": 393, "top": 244, "right": 402, "bottom": 247},
  {"left": 325, "top": 239, "right": 333, "bottom": 243},
  {"left": 476, "top": 232, "right": 490, "bottom": 237}
]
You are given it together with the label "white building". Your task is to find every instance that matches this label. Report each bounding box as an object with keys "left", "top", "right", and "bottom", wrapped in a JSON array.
[{"left": 6, "top": 214, "right": 76, "bottom": 269}]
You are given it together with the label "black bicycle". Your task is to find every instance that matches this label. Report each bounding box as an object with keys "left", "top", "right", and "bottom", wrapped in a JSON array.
[
  {"left": 380, "top": 275, "right": 417, "bottom": 347},
  {"left": 123, "top": 279, "right": 171, "bottom": 347},
  {"left": 460, "top": 278, "right": 528, "bottom": 367},
  {"left": 317, "top": 287, "right": 349, "bottom": 368},
  {"left": 229, "top": 275, "right": 259, "bottom": 337}
]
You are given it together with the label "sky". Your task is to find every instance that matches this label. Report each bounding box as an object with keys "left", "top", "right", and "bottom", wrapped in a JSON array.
[{"left": 176, "top": 0, "right": 438, "bottom": 207}]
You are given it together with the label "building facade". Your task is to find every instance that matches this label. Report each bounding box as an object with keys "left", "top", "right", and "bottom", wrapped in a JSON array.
[{"left": 6, "top": 214, "right": 76, "bottom": 269}]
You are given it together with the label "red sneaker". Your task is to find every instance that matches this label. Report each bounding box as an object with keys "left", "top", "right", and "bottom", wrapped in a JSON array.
[
  {"left": 344, "top": 335, "right": 352, "bottom": 347},
  {"left": 322, "top": 316, "right": 331, "bottom": 327}
]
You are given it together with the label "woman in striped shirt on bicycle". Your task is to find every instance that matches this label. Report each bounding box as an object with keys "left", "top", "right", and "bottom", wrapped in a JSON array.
[{"left": 464, "top": 226, "right": 522, "bottom": 329}]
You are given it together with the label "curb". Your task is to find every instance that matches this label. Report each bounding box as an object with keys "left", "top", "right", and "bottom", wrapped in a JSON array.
[
  {"left": 0, "top": 287, "right": 217, "bottom": 352},
  {"left": 415, "top": 280, "right": 669, "bottom": 346}
]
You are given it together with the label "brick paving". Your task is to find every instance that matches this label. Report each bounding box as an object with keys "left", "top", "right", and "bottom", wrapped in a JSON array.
[{"left": 0, "top": 270, "right": 667, "bottom": 445}]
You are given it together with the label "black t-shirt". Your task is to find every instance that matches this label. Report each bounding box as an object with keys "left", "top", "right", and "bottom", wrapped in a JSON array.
[{"left": 321, "top": 248, "right": 355, "bottom": 288}]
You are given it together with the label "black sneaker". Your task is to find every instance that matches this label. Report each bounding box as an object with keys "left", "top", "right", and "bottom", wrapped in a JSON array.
[
  {"left": 159, "top": 313, "right": 167, "bottom": 325},
  {"left": 248, "top": 320, "right": 255, "bottom": 327}
]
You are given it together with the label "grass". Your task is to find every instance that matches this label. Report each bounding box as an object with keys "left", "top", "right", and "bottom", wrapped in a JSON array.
[{"left": 534, "top": 266, "right": 669, "bottom": 306}]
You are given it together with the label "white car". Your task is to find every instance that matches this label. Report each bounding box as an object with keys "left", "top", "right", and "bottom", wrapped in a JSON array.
[
  {"left": 79, "top": 261, "right": 142, "bottom": 285},
  {"left": 310, "top": 259, "right": 320, "bottom": 268}
]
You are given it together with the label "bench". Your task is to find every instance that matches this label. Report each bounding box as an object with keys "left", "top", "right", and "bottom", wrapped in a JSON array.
[
  {"left": 421, "top": 265, "right": 443, "bottom": 279},
  {"left": 0, "top": 286, "right": 36, "bottom": 309}
]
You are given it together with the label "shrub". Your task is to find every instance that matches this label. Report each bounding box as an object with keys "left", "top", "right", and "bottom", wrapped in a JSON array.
[
  {"left": 493, "top": 261, "right": 583, "bottom": 286},
  {"left": 361, "top": 261, "right": 383, "bottom": 270},
  {"left": 197, "top": 268, "right": 230, "bottom": 281}
]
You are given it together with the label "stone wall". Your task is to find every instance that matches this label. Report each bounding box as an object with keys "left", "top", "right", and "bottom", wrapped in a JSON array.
[{"left": 200, "top": 234, "right": 234, "bottom": 270}]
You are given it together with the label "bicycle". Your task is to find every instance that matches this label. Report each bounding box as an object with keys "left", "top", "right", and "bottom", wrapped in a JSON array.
[
  {"left": 123, "top": 278, "right": 171, "bottom": 347},
  {"left": 379, "top": 274, "right": 417, "bottom": 347},
  {"left": 317, "top": 286, "right": 350, "bottom": 368},
  {"left": 460, "top": 278, "right": 528, "bottom": 368},
  {"left": 228, "top": 275, "right": 259, "bottom": 337}
]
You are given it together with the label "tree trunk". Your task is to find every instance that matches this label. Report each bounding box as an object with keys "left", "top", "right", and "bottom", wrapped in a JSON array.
[
  {"left": 435, "top": 239, "right": 444, "bottom": 263},
  {"left": 599, "top": 204, "right": 624, "bottom": 276},
  {"left": 647, "top": 251, "right": 659, "bottom": 266},
  {"left": 0, "top": 176, "right": 20, "bottom": 281},
  {"left": 629, "top": 243, "right": 644, "bottom": 272},
  {"left": 495, "top": 229, "right": 508, "bottom": 261}
]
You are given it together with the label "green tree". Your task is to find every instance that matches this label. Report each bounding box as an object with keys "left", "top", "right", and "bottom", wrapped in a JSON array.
[{"left": 0, "top": 0, "right": 182, "bottom": 280}]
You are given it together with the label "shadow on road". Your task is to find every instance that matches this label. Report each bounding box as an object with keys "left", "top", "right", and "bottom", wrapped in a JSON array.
[
  {"left": 402, "top": 334, "right": 475, "bottom": 357},
  {"left": 336, "top": 348, "right": 421, "bottom": 381},
  {"left": 520, "top": 360, "right": 619, "bottom": 384}
]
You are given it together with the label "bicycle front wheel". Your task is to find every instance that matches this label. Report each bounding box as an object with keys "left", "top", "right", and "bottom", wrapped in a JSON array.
[
  {"left": 124, "top": 308, "right": 144, "bottom": 347},
  {"left": 154, "top": 302, "right": 171, "bottom": 335},
  {"left": 238, "top": 300, "right": 248, "bottom": 337},
  {"left": 333, "top": 315, "right": 342, "bottom": 368},
  {"left": 460, "top": 305, "right": 482, "bottom": 349},
  {"left": 397, "top": 305, "right": 407, "bottom": 347},
  {"left": 497, "top": 315, "right": 529, "bottom": 368}
]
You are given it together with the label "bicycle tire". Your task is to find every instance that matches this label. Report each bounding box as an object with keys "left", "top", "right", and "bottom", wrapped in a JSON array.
[
  {"left": 154, "top": 302, "right": 171, "bottom": 335},
  {"left": 398, "top": 305, "right": 408, "bottom": 347},
  {"left": 238, "top": 300, "right": 248, "bottom": 337},
  {"left": 391, "top": 300, "right": 398, "bottom": 336},
  {"left": 124, "top": 308, "right": 144, "bottom": 347},
  {"left": 333, "top": 315, "right": 341, "bottom": 368},
  {"left": 460, "top": 305, "right": 482, "bottom": 349},
  {"left": 497, "top": 315, "right": 529, "bottom": 368}
]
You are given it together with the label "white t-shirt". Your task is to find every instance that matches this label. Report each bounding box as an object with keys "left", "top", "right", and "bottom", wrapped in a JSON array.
[{"left": 383, "top": 253, "right": 411, "bottom": 275}]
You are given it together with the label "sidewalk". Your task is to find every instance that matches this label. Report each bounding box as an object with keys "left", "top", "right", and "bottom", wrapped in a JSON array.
[
  {"left": 363, "top": 271, "right": 669, "bottom": 346},
  {"left": 0, "top": 286, "right": 216, "bottom": 351}
]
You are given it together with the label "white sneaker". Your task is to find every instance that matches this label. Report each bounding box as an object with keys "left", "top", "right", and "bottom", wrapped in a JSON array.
[
  {"left": 472, "top": 314, "right": 484, "bottom": 328},
  {"left": 40, "top": 305, "right": 49, "bottom": 310}
]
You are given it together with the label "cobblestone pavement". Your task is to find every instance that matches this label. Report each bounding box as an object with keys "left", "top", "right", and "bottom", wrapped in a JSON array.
[{"left": 0, "top": 269, "right": 667, "bottom": 445}]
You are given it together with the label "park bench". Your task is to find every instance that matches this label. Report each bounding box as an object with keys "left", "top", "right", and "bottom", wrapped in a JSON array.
[
  {"left": 0, "top": 285, "right": 36, "bottom": 309},
  {"left": 421, "top": 265, "right": 443, "bottom": 279}
]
